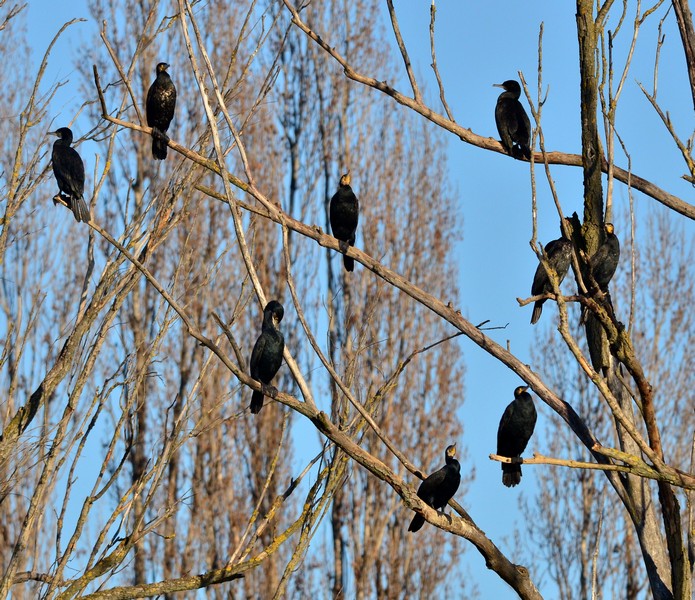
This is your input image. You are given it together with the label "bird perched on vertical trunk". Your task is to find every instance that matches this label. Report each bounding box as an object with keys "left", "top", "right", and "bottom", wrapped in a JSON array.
[
  {"left": 590, "top": 223, "right": 620, "bottom": 291},
  {"left": 249, "top": 300, "right": 285, "bottom": 414},
  {"left": 408, "top": 444, "right": 461, "bottom": 532},
  {"left": 494, "top": 80, "right": 531, "bottom": 159},
  {"left": 50, "top": 127, "right": 90, "bottom": 223},
  {"left": 146, "top": 62, "right": 177, "bottom": 160},
  {"left": 497, "top": 386, "right": 537, "bottom": 487},
  {"left": 530, "top": 234, "right": 573, "bottom": 324},
  {"left": 581, "top": 222, "right": 620, "bottom": 323},
  {"left": 330, "top": 172, "right": 359, "bottom": 272}
]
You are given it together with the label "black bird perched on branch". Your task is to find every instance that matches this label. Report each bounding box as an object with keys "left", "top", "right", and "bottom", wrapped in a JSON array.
[
  {"left": 497, "top": 386, "right": 537, "bottom": 487},
  {"left": 50, "top": 127, "right": 90, "bottom": 223},
  {"left": 146, "top": 62, "right": 177, "bottom": 160},
  {"left": 530, "top": 235, "right": 572, "bottom": 324},
  {"left": 494, "top": 80, "right": 531, "bottom": 159},
  {"left": 408, "top": 444, "right": 461, "bottom": 533},
  {"left": 590, "top": 223, "right": 620, "bottom": 291},
  {"left": 249, "top": 300, "right": 285, "bottom": 414},
  {"left": 330, "top": 172, "right": 359, "bottom": 272},
  {"left": 581, "top": 222, "right": 620, "bottom": 324}
]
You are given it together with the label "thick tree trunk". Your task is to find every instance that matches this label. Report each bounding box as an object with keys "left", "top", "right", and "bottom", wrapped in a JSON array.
[
  {"left": 672, "top": 0, "right": 695, "bottom": 110},
  {"left": 609, "top": 372, "right": 673, "bottom": 599},
  {"left": 576, "top": 2, "right": 679, "bottom": 598}
]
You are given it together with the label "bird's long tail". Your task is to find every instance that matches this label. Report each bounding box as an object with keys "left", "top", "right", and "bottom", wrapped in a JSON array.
[
  {"left": 152, "top": 136, "right": 168, "bottom": 160},
  {"left": 502, "top": 463, "right": 522, "bottom": 487},
  {"left": 71, "top": 196, "right": 90, "bottom": 223},
  {"left": 343, "top": 255, "right": 354, "bottom": 272},
  {"left": 250, "top": 391, "right": 264, "bottom": 414},
  {"left": 530, "top": 301, "right": 543, "bottom": 324},
  {"left": 407, "top": 513, "right": 425, "bottom": 533}
]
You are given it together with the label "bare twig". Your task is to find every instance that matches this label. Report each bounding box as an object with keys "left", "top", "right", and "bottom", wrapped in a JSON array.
[
  {"left": 429, "top": 0, "right": 454, "bottom": 121},
  {"left": 386, "top": 0, "right": 421, "bottom": 103}
]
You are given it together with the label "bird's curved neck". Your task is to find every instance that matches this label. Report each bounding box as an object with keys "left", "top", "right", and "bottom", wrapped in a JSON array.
[
  {"left": 262, "top": 315, "right": 278, "bottom": 330},
  {"left": 500, "top": 90, "right": 520, "bottom": 101}
]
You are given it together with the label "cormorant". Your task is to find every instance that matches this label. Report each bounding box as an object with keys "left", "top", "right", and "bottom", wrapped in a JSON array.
[
  {"left": 249, "top": 300, "right": 285, "bottom": 414},
  {"left": 530, "top": 235, "right": 572, "bottom": 324},
  {"left": 590, "top": 223, "right": 620, "bottom": 291},
  {"left": 494, "top": 80, "right": 531, "bottom": 159},
  {"left": 496, "top": 386, "right": 537, "bottom": 487},
  {"left": 581, "top": 223, "right": 620, "bottom": 324},
  {"left": 146, "top": 62, "right": 177, "bottom": 160},
  {"left": 408, "top": 444, "right": 461, "bottom": 532},
  {"left": 329, "top": 172, "right": 359, "bottom": 272},
  {"left": 50, "top": 127, "right": 90, "bottom": 223}
]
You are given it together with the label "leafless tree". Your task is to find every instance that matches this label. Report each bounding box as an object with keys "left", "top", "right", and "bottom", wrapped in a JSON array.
[{"left": 0, "top": 0, "right": 694, "bottom": 599}]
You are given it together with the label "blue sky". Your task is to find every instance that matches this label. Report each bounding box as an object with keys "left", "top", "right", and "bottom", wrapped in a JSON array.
[{"left": 20, "top": 1, "right": 695, "bottom": 597}]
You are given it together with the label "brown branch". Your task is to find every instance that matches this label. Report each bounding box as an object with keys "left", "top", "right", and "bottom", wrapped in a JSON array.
[
  {"left": 516, "top": 292, "right": 577, "bottom": 308},
  {"left": 385, "top": 0, "right": 421, "bottom": 103},
  {"left": 77, "top": 565, "right": 244, "bottom": 599},
  {"left": 488, "top": 452, "right": 633, "bottom": 472},
  {"left": 429, "top": 0, "right": 455, "bottom": 121},
  {"left": 12, "top": 571, "right": 56, "bottom": 585},
  {"left": 638, "top": 82, "right": 695, "bottom": 181},
  {"left": 490, "top": 451, "right": 695, "bottom": 490},
  {"left": 99, "top": 21, "right": 143, "bottom": 125},
  {"left": 0, "top": 3, "right": 25, "bottom": 33}
]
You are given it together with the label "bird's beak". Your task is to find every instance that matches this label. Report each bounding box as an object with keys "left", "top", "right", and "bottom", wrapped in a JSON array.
[
  {"left": 48, "top": 130, "right": 59, "bottom": 137},
  {"left": 164, "top": 63, "right": 170, "bottom": 69},
  {"left": 521, "top": 385, "right": 529, "bottom": 392},
  {"left": 492, "top": 83, "right": 504, "bottom": 88}
]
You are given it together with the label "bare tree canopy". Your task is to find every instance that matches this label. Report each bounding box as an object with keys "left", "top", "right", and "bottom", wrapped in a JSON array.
[{"left": 0, "top": 1, "right": 693, "bottom": 599}]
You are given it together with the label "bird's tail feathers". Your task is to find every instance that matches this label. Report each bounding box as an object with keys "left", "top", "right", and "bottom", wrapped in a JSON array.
[
  {"left": 408, "top": 514, "right": 425, "bottom": 533},
  {"left": 250, "top": 391, "right": 264, "bottom": 414},
  {"left": 71, "top": 196, "right": 90, "bottom": 223},
  {"left": 530, "top": 301, "right": 543, "bottom": 324},
  {"left": 343, "top": 255, "right": 354, "bottom": 272},
  {"left": 152, "top": 137, "right": 167, "bottom": 160},
  {"left": 502, "top": 463, "right": 522, "bottom": 487}
]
